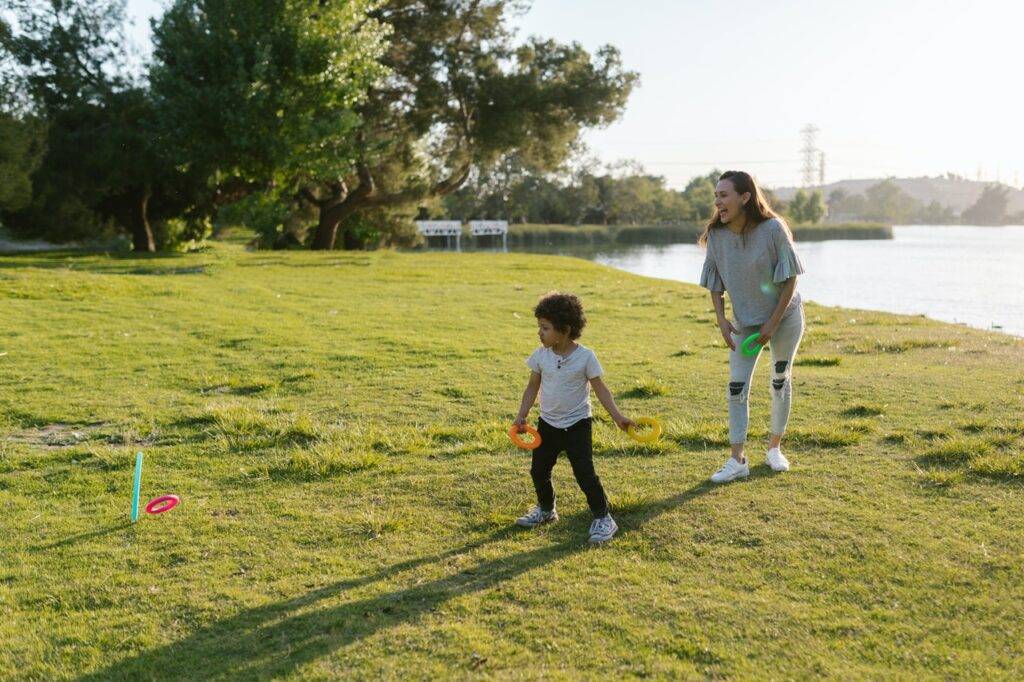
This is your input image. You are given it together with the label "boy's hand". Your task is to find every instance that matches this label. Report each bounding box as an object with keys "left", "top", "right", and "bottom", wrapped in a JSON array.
[
  {"left": 614, "top": 415, "right": 634, "bottom": 432},
  {"left": 512, "top": 416, "right": 527, "bottom": 431}
]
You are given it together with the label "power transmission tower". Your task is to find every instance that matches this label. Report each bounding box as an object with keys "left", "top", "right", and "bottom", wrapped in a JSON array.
[{"left": 801, "top": 124, "right": 819, "bottom": 187}]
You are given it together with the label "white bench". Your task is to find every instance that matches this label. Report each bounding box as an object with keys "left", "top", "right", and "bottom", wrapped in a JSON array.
[
  {"left": 468, "top": 220, "right": 509, "bottom": 251},
  {"left": 415, "top": 220, "right": 463, "bottom": 251}
]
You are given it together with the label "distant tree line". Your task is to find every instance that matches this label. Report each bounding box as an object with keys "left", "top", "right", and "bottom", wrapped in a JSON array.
[
  {"left": 442, "top": 161, "right": 827, "bottom": 227},
  {"left": 828, "top": 179, "right": 1023, "bottom": 226},
  {"left": 444, "top": 161, "right": 1024, "bottom": 228}
]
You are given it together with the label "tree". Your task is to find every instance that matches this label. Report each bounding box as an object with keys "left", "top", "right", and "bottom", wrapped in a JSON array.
[
  {"left": 680, "top": 173, "right": 716, "bottom": 222},
  {"left": 443, "top": 152, "right": 546, "bottom": 222},
  {"left": 607, "top": 174, "right": 659, "bottom": 225},
  {"left": 311, "top": 0, "right": 638, "bottom": 249},
  {"left": 443, "top": 156, "right": 693, "bottom": 227},
  {"left": 862, "top": 179, "right": 919, "bottom": 224},
  {"left": 961, "top": 184, "right": 1010, "bottom": 225},
  {"left": 826, "top": 188, "right": 847, "bottom": 208},
  {"left": 0, "top": 113, "right": 45, "bottom": 215},
  {"left": 787, "top": 189, "right": 808, "bottom": 223},
  {"left": 916, "top": 200, "right": 957, "bottom": 225},
  {"left": 0, "top": 21, "right": 39, "bottom": 216},
  {"left": 0, "top": 0, "right": 193, "bottom": 250},
  {"left": 149, "top": 0, "right": 391, "bottom": 247},
  {"left": 803, "top": 190, "right": 826, "bottom": 224},
  {"left": 0, "top": 43, "right": 46, "bottom": 216},
  {"left": 827, "top": 188, "right": 867, "bottom": 219}
]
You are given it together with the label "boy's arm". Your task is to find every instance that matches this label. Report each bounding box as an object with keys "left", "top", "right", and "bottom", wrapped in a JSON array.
[
  {"left": 589, "top": 376, "right": 633, "bottom": 431},
  {"left": 514, "top": 371, "right": 542, "bottom": 427}
]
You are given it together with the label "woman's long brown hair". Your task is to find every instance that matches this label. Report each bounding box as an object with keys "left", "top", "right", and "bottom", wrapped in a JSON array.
[{"left": 697, "top": 170, "right": 786, "bottom": 247}]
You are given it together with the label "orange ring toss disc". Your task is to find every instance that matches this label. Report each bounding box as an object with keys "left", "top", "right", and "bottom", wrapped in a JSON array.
[
  {"left": 508, "top": 424, "right": 542, "bottom": 450},
  {"left": 627, "top": 417, "right": 662, "bottom": 444}
]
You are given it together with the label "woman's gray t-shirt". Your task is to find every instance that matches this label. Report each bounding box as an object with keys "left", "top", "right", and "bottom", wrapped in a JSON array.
[
  {"left": 699, "top": 217, "right": 806, "bottom": 328},
  {"left": 525, "top": 344, "right": 603, "bottom": 429}
]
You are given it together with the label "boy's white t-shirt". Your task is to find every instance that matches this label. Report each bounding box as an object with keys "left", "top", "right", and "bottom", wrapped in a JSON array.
[{"left": 526, "top": 344, "right": 603, "bottom": 429}]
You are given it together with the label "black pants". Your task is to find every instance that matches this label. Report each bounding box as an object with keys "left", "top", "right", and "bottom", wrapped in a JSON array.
[{"left": 530, "top": 417, "right": 609, "bottom": 518}]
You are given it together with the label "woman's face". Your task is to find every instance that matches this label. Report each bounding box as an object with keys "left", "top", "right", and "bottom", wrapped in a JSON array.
[{"left": 714, "top": 179, "right": 751, "bottom": 224}]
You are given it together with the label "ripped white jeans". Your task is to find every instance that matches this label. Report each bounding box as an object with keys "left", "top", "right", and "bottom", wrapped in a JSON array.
[{"left": 727, "top": 304, "right": 805, "bottom": 444}]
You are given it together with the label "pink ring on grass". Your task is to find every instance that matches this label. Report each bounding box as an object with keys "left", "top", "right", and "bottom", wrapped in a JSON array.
[{"left": 145, "top": 495, "right": 180, "bottom": 515}]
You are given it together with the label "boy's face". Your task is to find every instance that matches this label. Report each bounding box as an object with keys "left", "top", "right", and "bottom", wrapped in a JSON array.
[{"left": 536, "top": 317, "right": 569, "bottom": 347}]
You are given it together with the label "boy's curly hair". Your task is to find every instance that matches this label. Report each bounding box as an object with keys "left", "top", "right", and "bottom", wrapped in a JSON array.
[{"left": 534, "top": 292, "right": 587, "bottom": 340}]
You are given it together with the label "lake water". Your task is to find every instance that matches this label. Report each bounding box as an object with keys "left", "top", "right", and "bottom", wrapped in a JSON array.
[{"left": 539, "top": 226, "right": 1024, "bottom": 338}]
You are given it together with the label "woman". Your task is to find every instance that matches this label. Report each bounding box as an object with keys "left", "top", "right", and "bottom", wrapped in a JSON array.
[{"left": 698, "top": 170, "right": 806, "bottom": 483}]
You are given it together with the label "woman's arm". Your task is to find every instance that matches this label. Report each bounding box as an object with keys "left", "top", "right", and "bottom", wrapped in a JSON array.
[
  {"left": 712, "top": 291, "right": 738, "bottom": 351},
  {"left": 756, "top": 277, "right": 797, "bottom": 345},
  {"left": 590, "top": 377, "right": 633, "bottom": 431},
  {"left": 513, "top": 371, "right": 542, "bottom": 427}
]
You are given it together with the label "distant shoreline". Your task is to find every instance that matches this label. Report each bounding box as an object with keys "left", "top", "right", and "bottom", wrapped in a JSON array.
[{"left": 477, "top": 221, "right": 893, "bottom": 248}]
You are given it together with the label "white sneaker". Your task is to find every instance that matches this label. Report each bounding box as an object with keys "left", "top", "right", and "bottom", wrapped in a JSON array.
[
  {"left": 710, "top": 457, "right": 750, "bottom": 483},
  {"left": 766, "top": 447, "right": 790, "bottom": 472},
  {"left": 516, "top": 505, "right": 559, "bottom": 528},
  {"left": 589, "top": 514, "right": 618, "bottom": 543}
]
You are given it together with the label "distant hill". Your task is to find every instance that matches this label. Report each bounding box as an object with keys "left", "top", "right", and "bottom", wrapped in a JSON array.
[{"left": 770, "top": 176, "right": 1024, "bottom": 215}]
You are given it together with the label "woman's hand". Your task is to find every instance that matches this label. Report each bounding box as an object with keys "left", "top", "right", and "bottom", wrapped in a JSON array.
[
  {"left": 613, "top": 414, "right": 634, "bottom": 432},
  {"left": 756, "top": 319, "right": 779, "bottom": 346},
  {"left": 512, "top": 415, "right": 527, "bottom": 431},
  {"left": 718, "top": 318, "right": 738, "bottom": 350}
]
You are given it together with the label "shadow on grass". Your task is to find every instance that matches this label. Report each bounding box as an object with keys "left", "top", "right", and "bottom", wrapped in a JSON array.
[
  {"left": 31, "top": 522, "right": 132, "bottom": 552},
  {"left": 0, "top": 250, "right": 174, "bottom": 262},
  {"left": 79, "top": 477, "right": 753, "bottom": 680}
]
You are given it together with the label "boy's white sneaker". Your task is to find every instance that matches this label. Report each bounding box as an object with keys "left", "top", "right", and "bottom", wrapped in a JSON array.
[
  {"left": 588, "top": 514, "right": 618, "bottom": 543},
  {"left": 516, "top": 505, "right": 559, "bottom": 528},
  {"left": 766, "top": 447, "right": 790, "bottom": 472},
  {"left": 710, "top": 457, "right": 750, "bottom": 483}
]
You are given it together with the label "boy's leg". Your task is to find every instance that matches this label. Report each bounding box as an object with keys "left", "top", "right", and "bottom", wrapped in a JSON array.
[
  {"left": 530, "top": 419, "right": 561, "bottom": 511},
  {"left": 563, "top": 418, "right": 609, "bottom": 518},
  {"left": 769, "top": 306, "right": 805, "bottom": 438}
]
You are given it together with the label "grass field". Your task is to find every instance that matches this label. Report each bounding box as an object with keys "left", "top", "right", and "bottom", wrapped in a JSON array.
[{"left": 1, "top": 242, "right": 1022, "bottom": 679}]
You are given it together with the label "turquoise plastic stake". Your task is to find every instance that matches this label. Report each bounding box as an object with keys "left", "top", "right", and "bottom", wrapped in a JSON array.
[{"left": 131, "top": 452, "right": 144, "bottom": 523}]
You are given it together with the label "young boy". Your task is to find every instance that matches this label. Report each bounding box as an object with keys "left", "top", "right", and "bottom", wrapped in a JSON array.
[{"left": 512, "top": 292, "right": 633, "bottom": 544}]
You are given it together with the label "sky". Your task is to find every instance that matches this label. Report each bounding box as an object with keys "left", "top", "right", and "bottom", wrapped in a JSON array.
[{"left": 124, "top": 0, "right": 1024, "bottom": 190}]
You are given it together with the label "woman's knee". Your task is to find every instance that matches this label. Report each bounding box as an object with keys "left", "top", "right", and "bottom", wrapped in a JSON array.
[
  {"left": 728, "top": 380, "right": 750, "bottom": 403},
  {"left": 771, "top": 359, "right": 792, "bottom": 393}
]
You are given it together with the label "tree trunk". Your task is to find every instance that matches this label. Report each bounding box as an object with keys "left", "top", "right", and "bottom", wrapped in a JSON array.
[
  {"left": 310, "top": 205, "right": 341, "bottom": 250},
  {"left": 308, "top": 160, "right": 470, "bottom": 249},
  {"left": 131, "top": 186, "right": 156, "bottom": 252},
  {"left": 310, "top": 170, "right": 371, "bottom": 250},
  {"left": 310, "top": 198, "right": 362, "bottom": 250}
]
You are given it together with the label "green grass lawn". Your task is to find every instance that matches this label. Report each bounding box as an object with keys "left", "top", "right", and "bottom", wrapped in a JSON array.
[{"left": 1, "top": 243, "right": 1022, "bottom": 679}]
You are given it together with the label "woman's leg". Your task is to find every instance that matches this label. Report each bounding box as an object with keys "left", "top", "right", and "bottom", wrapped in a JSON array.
[
  {"left": 768, "top": 306, "right": 806, "bottom": 446},
  {"left": 728, "top": 325, "right": 761, "bottom": 461}
]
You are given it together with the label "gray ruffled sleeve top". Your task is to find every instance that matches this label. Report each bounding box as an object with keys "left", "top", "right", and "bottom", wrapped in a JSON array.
[{"left": 699, "top": 217, "right": 806, "bottom": 327}]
